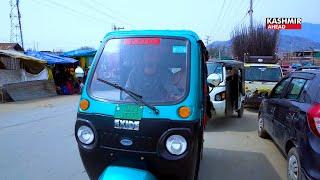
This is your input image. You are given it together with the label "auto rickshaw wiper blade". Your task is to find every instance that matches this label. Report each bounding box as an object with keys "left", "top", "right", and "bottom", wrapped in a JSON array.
[
  {"left": 97, "top": 78, "right": 142, "bottom": 98},
  {"left": 97, "top": 78, "right": 160, "bottom": 115}
]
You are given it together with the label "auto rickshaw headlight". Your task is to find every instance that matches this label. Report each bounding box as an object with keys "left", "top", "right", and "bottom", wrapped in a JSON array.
[
  {"left": 166, "top": 135, "right": 187, "bottom": 155},
  {"left": 77, "top": 125, "right": 94, "bottom": 145},
  {"left": 178, "top": 106, "right": 191, "bottom": 118}
]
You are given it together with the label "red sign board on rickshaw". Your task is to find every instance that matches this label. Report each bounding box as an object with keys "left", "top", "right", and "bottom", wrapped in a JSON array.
[{"left": 124, "top": 38, "right": 160, "bottom": 45}]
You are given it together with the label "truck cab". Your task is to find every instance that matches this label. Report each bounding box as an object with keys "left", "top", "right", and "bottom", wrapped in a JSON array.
[{"left": 244, "top": 56, "right": 283, "bottom": 107}]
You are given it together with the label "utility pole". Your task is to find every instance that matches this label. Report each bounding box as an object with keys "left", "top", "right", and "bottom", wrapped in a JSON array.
[
  {"left": 112, "top": 24, "right": 124, "bottom": 31},
  {"left": 10, "top": 0, "right": 24, "bottom": 48},
  {"left": 204, "top": 35, "right": 211, "bottom": 46},
  {"left": 248, "top": 0, "right": 253, "bottom": 31}
]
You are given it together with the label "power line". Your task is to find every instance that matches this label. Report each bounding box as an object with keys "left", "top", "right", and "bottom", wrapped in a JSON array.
[
  {"left": 90, "top": 0, "right": 135, "bottom": 27},
  {"left": 219, "top": 0, "right": 234, "bottom": 27},
  {"left": 236, "top": 12, "right": 249, "bottom": 28},
  {"left": 211, "top": 0, "right": 226, "bottom": 34},
  {"left": 253, "top": 0, "right": 261, "bottom": 8},
  {"left": 45, "top": 0, "right": 110, "bottom": 23},
  {"left": 31, "top": 0, "right": 113, "bottom": 24},
  {"left": 78, "top": 0, "right": 135, "bottom": 28},
  {"left": 217, "top": 0, "right": 242, "bottom": 36},
  {"left": 216, "top": 0, "right": 244, "bottom": 38}
]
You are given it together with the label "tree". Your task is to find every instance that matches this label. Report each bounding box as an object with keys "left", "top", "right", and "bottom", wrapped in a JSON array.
[
  {"left": 231, "top": 24, "right": 279, "bottom": 61},
  {"left": 208, "top": 45, "right": 232, "bottom": 59}
]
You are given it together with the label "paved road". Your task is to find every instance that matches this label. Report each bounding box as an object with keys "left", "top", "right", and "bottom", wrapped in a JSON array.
[{"left": 0, "top": 96, "right": 286, "bottom": 180}]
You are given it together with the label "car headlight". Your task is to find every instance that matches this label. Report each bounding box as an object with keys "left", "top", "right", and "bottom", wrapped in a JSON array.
[
  {"left": 77, "top": 125, "right": 95, "bottom": 145},
  {"left": 166, "top": 135, "right": 187, "bottom": 155},
  {"left": 215, "top": 91, "right": 226, "bottom": 101}
]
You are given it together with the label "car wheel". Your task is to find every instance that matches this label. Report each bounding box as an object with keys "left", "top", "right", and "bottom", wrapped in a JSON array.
[
  {"left": 237, "top": 106, "right": 244, "bottom": 118},
  {"left": 258, "top": 117, "right": 268, "bottom": 138},
  {"left": 288, "top": 147, "right": 302, "bottom": 180}
]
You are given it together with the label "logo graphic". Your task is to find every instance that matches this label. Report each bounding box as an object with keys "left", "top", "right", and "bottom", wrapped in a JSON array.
[
  {"left": 114, "top": 119, "right": 140, "bottom": 131},
  {"left": 266, "top": 18, "right": 302, "bottom": 30},
  {"left": 120, "top": 138, "right": 133, "bottom": 146}
]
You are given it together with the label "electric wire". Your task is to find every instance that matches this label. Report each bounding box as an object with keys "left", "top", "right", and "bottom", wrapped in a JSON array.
[
  {"left": 30, "top": 0, "right": 113, "bottom": 24},
  {"left": 78, "top": 0, "right": 135, "bottom": 28}
]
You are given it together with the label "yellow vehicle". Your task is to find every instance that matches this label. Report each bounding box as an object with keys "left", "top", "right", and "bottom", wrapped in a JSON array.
[{"left": 244, "top": 62, "right": 282, "bottom": 107}]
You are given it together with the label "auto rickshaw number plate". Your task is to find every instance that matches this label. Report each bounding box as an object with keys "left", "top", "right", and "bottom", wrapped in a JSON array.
[{"left": 114, "top": 104, "right": 143, "bottom": 120}]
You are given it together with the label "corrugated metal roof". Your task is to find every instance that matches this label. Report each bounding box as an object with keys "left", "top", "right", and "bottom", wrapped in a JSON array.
[{"left": 0, "top": 43, "right": 24, "bottom": 51}]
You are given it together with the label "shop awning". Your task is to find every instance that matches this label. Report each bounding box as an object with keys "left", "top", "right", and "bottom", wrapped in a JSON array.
[
  {"left": 25, "top": 51, "right": 78, "bottom": 65},
  {"left": 0, "top": 50, "right": 46, "bottom": 63}
]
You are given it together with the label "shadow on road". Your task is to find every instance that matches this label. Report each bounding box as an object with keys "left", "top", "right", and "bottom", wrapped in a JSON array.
[
  {"left": 205, "top": 113, "right": 258, "bottom": 133},
  {"left": 246, "top": 107, "right": 259, "bottom": 114},
  {"left": 199, "top": 148, "right": 282, "bottom": 180}
]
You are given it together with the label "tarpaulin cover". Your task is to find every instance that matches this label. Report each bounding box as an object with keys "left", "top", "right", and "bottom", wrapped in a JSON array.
[
  {"left": 21, "top": 68, "right": 48, "bottom": 81},
  {"left": 25, "top": 51, "right": 78, "bottom": 65},
  {"left": 62, "top": 49, "right": 96, "bottom": 57}
]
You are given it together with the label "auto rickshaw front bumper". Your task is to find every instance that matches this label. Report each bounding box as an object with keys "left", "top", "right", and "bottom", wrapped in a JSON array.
[
  {"left": 99, "top": 166, "right": 156, "bottom": 180},
  {"left": 75, "top": 113, "right": 201, "bottom": 180}
]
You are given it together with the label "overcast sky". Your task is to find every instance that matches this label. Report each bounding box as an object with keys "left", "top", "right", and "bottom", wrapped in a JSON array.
[{"left": 0, "top": 0, "right": 319, "bottom": 51}]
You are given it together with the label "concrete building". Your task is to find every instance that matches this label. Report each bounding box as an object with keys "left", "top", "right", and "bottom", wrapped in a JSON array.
[{"left": 281, "top": 50, "right": 320, "bottom": 66}]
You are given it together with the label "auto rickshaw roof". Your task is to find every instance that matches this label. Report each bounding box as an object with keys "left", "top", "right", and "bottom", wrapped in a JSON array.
[
  {"left": 103, "top": 30, "right": 200, "bottom": 41},
  {"left": 207, "top": 59, "right": 244, "bottom": 68}
]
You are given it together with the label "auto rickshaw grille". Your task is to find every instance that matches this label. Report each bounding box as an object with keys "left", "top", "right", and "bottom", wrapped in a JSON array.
[{"left": 100, "top": 131, "right": 156, "bottom": 153}]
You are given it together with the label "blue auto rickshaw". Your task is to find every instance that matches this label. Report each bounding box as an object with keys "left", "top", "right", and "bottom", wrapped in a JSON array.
[{"left": 75, "top": 30, "right": 211, "bottom": 180}]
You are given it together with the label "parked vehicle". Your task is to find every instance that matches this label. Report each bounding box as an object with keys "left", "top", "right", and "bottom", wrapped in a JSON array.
[
  {"left": 281, "top": 64, "right": 294, "bottom": 76},
  {"left": 291, "top": 63, "right": 303, "bottom": 71},
  {"left": 244, "top": 56, "right": 283, "bottom": 107},
  {"left": 296, "top": 66, "right": 320, "bottom": 71},
  {"left": 258, "top": 70, "right": 320, "bottom": 180},
  {"left": 206, "top": 60, "right": 245, "bottom": 118},
  {"left": 75, "top": 30, "right": 211, "bottom": 180}
]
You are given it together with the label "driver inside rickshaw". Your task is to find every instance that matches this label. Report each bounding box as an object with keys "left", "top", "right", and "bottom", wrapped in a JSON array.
[
  {"left": 226, "top": 68, "right": 240, "bottom": 109},
  {"left": 124, "top": 51, "right": 183, "bottom": 102}
]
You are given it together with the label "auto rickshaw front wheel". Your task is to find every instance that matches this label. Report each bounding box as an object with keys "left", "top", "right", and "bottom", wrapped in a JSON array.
[
  {"left": 79, "top": 148, "right": 107, "bottom": 180},
  {"left": 193, "top": 125, "right": 204, "bottom": 180},
  {"left": 237, "top": 105, "right": 244, "bottom": 118}
]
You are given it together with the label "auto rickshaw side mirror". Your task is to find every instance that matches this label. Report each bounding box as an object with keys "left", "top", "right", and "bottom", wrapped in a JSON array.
[{"left": 207, "top": 73, "right": 221, "bottom": 87}]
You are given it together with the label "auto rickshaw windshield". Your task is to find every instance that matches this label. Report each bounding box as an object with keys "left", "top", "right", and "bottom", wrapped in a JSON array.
[
  {"left": 207, "top": 62, "right": 223, "bottom": 80},
  {"left": 89, "top": 37, "right": 189, "bottom": 104}
]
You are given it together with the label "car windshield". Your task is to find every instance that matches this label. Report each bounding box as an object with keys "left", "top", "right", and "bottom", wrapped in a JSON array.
[
  {"left": 89, "top": 37, "right": 189, "bottom": 104},
  {"left": 207, "top": 62, "right": 223, "bottom": 76},
  {"left": 245, "top": 66, "right": 282, "bottom": 82}
]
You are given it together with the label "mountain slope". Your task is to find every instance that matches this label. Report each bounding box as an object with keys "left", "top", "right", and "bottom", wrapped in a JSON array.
[
  {"left": 280, "top": 23, "right": 320, "bottom": 43},
  {"left": 278, "top": 35, "right": 320, "bottom": 52}
]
